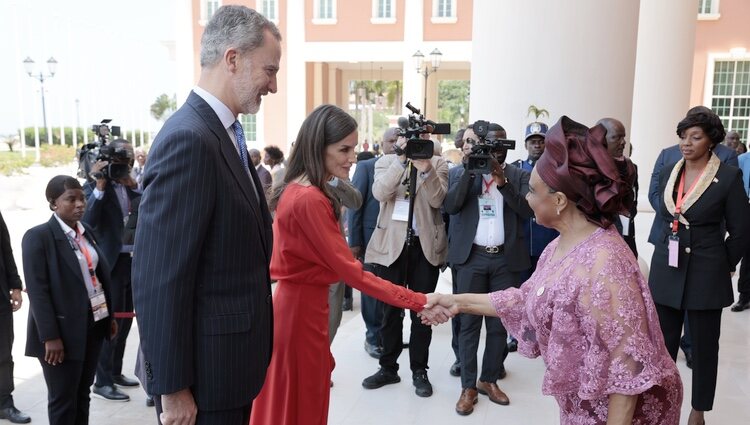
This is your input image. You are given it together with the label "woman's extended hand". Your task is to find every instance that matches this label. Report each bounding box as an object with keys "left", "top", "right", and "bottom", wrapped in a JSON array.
[
  {"left": 44, "top": 338, "right": 65, "bottom": 365},
  {"left": 419, "top": 293, "right": 459, "bottom": 325}
]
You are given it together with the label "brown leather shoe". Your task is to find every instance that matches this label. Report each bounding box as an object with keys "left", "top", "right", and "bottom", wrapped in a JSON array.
[
  {"left": 455, "top": 388, "right": 478, "bottom": 415},
  {"left": 477, "top": 380, "right": 510, "bottom": 405}
]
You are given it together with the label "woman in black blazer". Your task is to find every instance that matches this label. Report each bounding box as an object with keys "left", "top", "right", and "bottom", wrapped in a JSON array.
[
  {"left": 649, "top": 111, "right": 749, "bottom": 425},
  {"left": 22, "top": 176, "right": 115, "bottom": 425}
]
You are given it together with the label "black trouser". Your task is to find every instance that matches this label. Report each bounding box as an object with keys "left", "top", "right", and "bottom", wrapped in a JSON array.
[
  {"left": 39, "top": 321, "right": 105, "bottom": 425},
  {"left": 155, "top": 397, "right": 251, "bottom": 425},
  {"left": 655, "top": 303, "right": 722, "bottom": 411},
  {"left": 450, "top": 267, "right": 461, "bottom": 362},
  {"left": 456, "top": 247, "right": 517, "bottom": 389},
  {"left": 95, "top": 254, "right": 133, "bottom": 387},
  {"left": 0, "top": 304, "right": 14, "bottom": 409},
  {"left": 360, "top": 263, "right": 384, "bottom": 347},
  {"left": 376, "top": 238, "right": 439, "bottom": 373},
  {"left": 737, "top": 253, "right": 750, "bottom": 299}
]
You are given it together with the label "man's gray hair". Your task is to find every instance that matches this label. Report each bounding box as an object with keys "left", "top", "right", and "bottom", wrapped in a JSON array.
[{"left": 200, "top": 5, "right": 282, "bottom": 68}]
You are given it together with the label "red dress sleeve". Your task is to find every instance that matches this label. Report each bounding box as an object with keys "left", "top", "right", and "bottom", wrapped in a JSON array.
[{"left": 293, "top": 188, "right": 426, "bottom": 312}]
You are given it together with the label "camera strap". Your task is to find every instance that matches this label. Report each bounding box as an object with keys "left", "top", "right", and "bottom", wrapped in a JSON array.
[{"left": 402, "top": 161, "right": 413, "bottom": 200}]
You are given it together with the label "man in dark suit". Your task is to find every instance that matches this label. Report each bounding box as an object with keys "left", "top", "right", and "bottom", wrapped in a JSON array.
[
  {"left": 249, "top": 149, "right": 272, "bottom": 193},
  {"left": 132, "top": 6, "right": 280, "bottom": 424},
  {"left": 347, "top": 127, "right": 398, "bottom": 359},
  {"left": 444, "top": 122, "right": 533, "bottom": 415},
  {"left": 597, "top": 118, "right": 639, "bottom": 257},
  {"left": 0, "top": 211, "right": 30, "bottom": 424},
  {"left": 83, "top": 138, "right": 141, "bottom": 402}
]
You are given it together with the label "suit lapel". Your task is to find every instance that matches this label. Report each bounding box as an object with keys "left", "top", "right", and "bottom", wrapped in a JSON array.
[
  {"left": 47, "top": 217, "right": 85, "bottom": 283},
  {"left": 186, "top": 92, "right": 270, "bottom": 256}
]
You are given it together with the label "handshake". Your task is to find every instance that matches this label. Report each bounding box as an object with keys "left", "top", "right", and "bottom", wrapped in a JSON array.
[{"left": 418, "top": 293, "right": 459, "bottom": 326}]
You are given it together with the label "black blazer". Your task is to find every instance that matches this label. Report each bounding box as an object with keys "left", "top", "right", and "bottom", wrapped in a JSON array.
[
  {"left": 22, "top": 216, "right": 112, "bottom": 361},
  {"left": 0, "top": 211, "right": 22, "bottom": 303},
  {"left": 444, "top": 163, "right": 533, "bottom": 272},
  {"left": 648, "top": 161, "right": 750, "bottom": 310},
  {"left": 82, "top": 182, "right": 141, "bottom": 271},
  {"left": 132, "top": 91, "right": 274, "bottom": 411},
  {"left": 256, "top": 164, "right": 272, "bottom": 193},
  {"left": 348, "top": 157, "right": 380, "bottom": 251}
]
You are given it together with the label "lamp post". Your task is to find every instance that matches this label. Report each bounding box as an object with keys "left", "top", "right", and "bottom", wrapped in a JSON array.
[
  {"left": 23, "top": 56, "right": 57, "bottom": 145},
  {"left": 412, "top": 48, "right": 442, "bottom": 115}
]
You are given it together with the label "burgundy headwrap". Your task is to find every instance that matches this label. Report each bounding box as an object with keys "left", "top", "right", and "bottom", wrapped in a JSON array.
[{"left": 535, "top": 116, "right": 636, "bottom": 228}]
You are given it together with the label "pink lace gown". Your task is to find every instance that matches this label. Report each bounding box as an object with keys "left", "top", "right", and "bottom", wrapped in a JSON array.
[{"left": 489, "top": 226, "right": 682, "bottom": 424}]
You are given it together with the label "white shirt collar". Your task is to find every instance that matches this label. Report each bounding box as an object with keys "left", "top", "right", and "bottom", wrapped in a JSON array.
[
  {"left": 193, "top": 86, "right": 237, "bottom": 130},
  {"left": 54, "top": 214, "right": 85, "bottom": 238}
]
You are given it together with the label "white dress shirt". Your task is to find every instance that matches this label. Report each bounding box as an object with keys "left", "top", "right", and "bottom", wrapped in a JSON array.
[
  {"left": 54, "top": 214, "right": 100, "bottom": 296},
  {"left": 473, "top": 174, "right": 505, "bottom": 246}
]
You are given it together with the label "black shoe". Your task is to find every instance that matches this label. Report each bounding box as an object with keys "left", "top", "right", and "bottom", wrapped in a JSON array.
[
  {"left": 362, "top": 368, "right": 400, "bottom": 389},
  {"left": 449, "top": 360, "right": 461, "bottom": 377},
  {"left": 731, "top": 296, "right": 750, "bottom": 312},
  {"left": 507, "top": 337, "right": 518, "bottom": 353},
  {"left": 342, "top": 297, "right": 353, "bottom": 311},
  {"left": 145, "top": 394, "right": 155, "bottom": 407},
  {"left": 412, "top": 369, "right": 433, "bottom": 397},
  {"left": 0, "top": 407, "right": 31, "bottom": 424},
  {"left": 364, "top": 341, "right": 382, "bottom": 359},
  {"left": 92, "top": 385, "right": 130, "bottom": 402},
  {"left": 112, "top": 374, "right": 140, "bottom": 387}
]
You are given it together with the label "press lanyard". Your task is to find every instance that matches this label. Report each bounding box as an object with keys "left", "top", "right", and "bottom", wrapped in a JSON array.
[
  {"left": 75, "top": 229, "right": 98, "bottom": 289},
  {"left": 672, "top": 165, "right": 707, "bottom": 234},
  {"left": 483, "top": 176, "right": 494, "bottom": 194}
]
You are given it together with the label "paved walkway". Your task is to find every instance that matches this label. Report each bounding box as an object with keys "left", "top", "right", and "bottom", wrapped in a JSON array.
[{"left": 1, "top": 164, "right": 748, "bottom": 424}]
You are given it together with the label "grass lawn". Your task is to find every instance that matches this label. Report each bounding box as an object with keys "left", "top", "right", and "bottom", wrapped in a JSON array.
[{"left": 0, "top": 145, "right": 77, "bottom": 176}]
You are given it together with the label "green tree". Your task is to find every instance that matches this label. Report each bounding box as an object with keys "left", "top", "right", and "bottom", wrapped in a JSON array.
[
  {"left": 437, "top": 80, "right": 470, "bottom": 140},
  {"left": 527, "top": 105, "right": 549, "bottom": 120},
  {"left": 150, "top": 93, "right": 177, "bottom": 121}
]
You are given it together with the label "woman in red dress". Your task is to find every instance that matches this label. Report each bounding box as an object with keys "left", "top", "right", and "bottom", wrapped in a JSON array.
[{"left": 249, "top": 105, "right": 439, "bottom": 425}]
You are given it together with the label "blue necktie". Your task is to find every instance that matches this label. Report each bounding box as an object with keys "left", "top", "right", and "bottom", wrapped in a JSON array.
[{"left": 231, "top": 120, "right": 249, "bottom": 171}]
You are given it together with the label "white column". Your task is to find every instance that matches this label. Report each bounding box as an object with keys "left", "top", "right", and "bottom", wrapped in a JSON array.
[
  {"left": 401, "top": 0, "right": 424, "bottom": 116},
  {"left": 285, "top": 0, "right": 307, "bottom": 153},
  {"left": 470, "top": 0, "right": 640, "bottom": 164},
  {"left": 630, "top": 0, "right": 697, "bottom": 210}
]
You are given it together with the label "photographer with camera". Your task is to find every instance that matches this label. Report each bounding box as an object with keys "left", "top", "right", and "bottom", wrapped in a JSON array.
[
  {"left": 361, "top": 119, "right": 448, "bottom": 398},
  {"left": 82, "top": 138, "right": 141, "bottom": 403},
  {"left": 443, "top": 121, "right": 533, "bottom": 415}
]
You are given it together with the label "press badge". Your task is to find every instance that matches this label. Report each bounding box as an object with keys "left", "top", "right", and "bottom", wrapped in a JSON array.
[
  {"left": 392, "top": 198, "right": 409, "bottom": 222},
  {"left": 90, "top": 290, "right": 109, "bottom": 322},
  {"left": 668, "top": 235, "right": 679, "bottom": 268},
  {"left": 478, "top": 198, "right": 497, "bottom": 219}
]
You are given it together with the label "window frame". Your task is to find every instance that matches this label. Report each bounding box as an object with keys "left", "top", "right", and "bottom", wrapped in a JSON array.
[
  {"left": 260, "top": 0, "right": 280, "bottom": 25},
  {"left": 704, "top": 51, "right": 750, "bottom": 142},
  {"left": 312, "top": 0, "right": 337, "bottom": 25},
  {"left": 697, "top": 0, "right": 721, "bottom": 21},
  {"left": 371, "top": 0, "right": 396, "bottom": 24},
  {"left": 199, "top": 0, "right": 222, "bottom": 26},
  {"left": 431, "top": 0, "right": 457, "bottom": 24}
]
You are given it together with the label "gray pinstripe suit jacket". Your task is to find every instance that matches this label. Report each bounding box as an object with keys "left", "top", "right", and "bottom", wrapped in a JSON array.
[{"left": 132, "top": 91, "right": 273, "bottom": 411}]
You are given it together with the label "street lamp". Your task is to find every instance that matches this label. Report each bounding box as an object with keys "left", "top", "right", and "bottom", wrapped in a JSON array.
[
  {"left": 412, "top": 48, "right": 442, "bottom": 115},
  {"left": 23, "top": 56, "right": 57, "bottom": 144}
]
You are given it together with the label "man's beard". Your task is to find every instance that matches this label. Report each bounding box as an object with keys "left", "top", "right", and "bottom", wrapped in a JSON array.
[{"left": 235, "top": 75, "right": 261, "bottom": 115}]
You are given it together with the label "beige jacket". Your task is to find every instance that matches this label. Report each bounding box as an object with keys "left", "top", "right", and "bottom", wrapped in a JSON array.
[{"left": 364, "top": 154, "right": 448, "bottom": 267}]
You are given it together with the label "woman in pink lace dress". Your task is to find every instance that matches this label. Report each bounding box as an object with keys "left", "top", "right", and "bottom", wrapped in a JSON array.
[{"left": 427, "top": 117, "right": 682, "bottom": 424}]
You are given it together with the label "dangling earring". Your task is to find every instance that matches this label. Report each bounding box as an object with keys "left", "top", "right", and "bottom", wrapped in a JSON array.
[{"left": 556, "top": 208, "right": 560, "bottom": 216}]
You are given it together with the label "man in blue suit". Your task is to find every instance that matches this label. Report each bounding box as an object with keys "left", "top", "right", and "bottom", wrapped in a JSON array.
[
  {"left": 348, "top": 127, "right": 398, "bottom": 358},
  {"left": 83, "top": 138, "right": 141, "bottom": 402},
  {"left": 647, "top": 106, "right": 739, "bottom": 368},
  {"left": 731, "top": 149, "right": 750, "bottom": 311},
  {"left": 132, "top": 6, "right": 280, "bottom": 424}
]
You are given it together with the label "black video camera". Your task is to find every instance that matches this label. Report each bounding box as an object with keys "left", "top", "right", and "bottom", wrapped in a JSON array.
[
  {"left": 466, "top": 120, "right": 516, "bottom": 175},
  {"left": 77, "top": 119, "right": 132, "bottom": 182},
  {"left": 394, "top": 102, "right": 451, "bottom": 160}
]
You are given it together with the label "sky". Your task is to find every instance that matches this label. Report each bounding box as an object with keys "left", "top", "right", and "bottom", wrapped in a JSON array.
[{"left": 0, "top": 0, "right": 180, "bottom": 138}]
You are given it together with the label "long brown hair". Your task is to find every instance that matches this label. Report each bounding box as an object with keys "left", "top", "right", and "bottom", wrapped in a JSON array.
[{"left": 268, "top": 104, "right": 357, "bottom": 217}]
